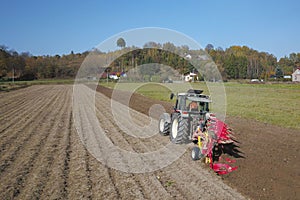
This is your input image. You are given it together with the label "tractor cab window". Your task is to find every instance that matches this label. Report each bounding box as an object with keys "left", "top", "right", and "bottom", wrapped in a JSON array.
[
  {"left": 186, "top": 100, "right": 199, "bottom": 112},
  {"left": 200, "top": 102, "right": 209, "bottom": 112},
  {"left": 177, "top": 96, "right": 187, "bottom": 110}
]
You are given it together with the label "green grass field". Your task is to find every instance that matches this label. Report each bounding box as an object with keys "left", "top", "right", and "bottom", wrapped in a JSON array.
[
  {"left": 100, "top": 81, "right": 300, "bottom": 129},
  {"left": 225, "top": 82, "right": 300, "bottom": 129}
]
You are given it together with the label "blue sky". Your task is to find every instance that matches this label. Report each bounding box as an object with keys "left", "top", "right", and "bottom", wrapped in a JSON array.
[{"left": 1, "top": 0, "right": 299, "bottom": 59}]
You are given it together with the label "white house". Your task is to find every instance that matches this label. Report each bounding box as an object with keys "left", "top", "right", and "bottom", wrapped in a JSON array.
[
  {"left": 109, "top": 74, "right": 119, "bottom": 80},
  {"left": 107, "top": 72, "right": 127, "bottom": 80},
  {"left": 184, "top": 72, "right": 198, "bottom": 82},
  {"left": 292, "top": 68, "right": 300, "bottom": 82},
  {"left": 185, "top": 54, "right": 192, "bottom": 59}
]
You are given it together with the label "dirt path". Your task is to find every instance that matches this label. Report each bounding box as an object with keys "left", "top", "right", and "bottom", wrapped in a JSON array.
[{"left": 0, "top": 84, "right": 298, "bottom": 199}]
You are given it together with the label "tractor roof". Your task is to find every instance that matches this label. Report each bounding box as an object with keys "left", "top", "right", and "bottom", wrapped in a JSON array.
[
  {"left": 178, "top": 90, "right": 212, "bottom": 103},
  {"left": 187, "top": 89, "right": 203, "bottom": 94},
  {"left": 187, "top": 96, "right": 211, "bottom": 103}
]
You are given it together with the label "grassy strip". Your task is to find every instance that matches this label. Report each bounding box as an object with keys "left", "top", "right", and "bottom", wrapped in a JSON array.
[
  {"left": 0, "top": 79, "right": 74, "bottom": 92},
  {"left": 99, "top": 81, "right": 300, "bottom": 129},
  {"left": 0, "top": 84, "right": 29, "bottom": 92}
]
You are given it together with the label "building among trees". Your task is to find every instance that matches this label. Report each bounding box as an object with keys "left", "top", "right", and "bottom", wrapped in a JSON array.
[
  {"left": 292, "top": 68, "right": 300, "bottom": 82},
  {"left": 184, "top": 72, "right": 198, "bottom": 82}
]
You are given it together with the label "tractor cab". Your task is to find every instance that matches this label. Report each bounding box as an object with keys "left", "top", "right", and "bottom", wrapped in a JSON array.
[
  {"left": 171, "top": 89, "right": 211, "bottom": 117},
  {"left": 160, "top": 89, "right": 212, "bottom": 144}
]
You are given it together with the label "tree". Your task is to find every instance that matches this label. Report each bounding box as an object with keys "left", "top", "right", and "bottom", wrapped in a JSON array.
[
  {"left": 143, "top": 41, "right": 161, "bottom": 48},
  {"left": 117, "top": 38, "right": 126, "bottom": 48},
  {"left": 216, "top": 46, "right": 224, "bottom": 51},
  {"left": 278, "top": 57, "right": 293, "bottom": 75},
  {"left": 162, "top": 42, "right": 176, "bottom": 52},
  {"left": 275, "top": 66, "right": 284, "bottom": 78},
  {"left": 205, "top": 44, "right": 214, "bottom": 53}
]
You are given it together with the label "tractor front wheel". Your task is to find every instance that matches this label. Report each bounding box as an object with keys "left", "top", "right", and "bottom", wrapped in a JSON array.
[{"left": 158, "top": 113, "right": 170, "bottom": 136}]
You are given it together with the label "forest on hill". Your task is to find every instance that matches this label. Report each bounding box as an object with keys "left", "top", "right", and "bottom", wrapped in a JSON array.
[{"left": 0, "top": 42, "right": 299, "bottom": 81}]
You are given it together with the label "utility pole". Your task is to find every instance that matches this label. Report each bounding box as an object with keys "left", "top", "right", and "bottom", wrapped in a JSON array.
[
  {"left": 107, "top": 72, "right": 108, "bottom": 85},
  {"left": 12, "top": 67, "right": 14, "bottom": 83}
]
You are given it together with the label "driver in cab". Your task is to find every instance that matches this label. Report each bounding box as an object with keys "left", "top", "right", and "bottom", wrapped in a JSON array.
[{"left": 189, "top": 101, "right": 199, "bottom": 111}]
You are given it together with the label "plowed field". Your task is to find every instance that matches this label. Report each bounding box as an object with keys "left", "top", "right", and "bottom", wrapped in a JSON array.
[{"left": 0, "top": 85, "right": 299, "bottom": 199}]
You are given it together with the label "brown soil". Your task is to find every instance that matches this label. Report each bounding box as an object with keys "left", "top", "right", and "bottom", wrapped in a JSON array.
[
  {"left": 95, "top": 84, "right": 300, "bottom": 200},
  {"left": 0, "top": 84, "right": 299, "bottom": 200}
]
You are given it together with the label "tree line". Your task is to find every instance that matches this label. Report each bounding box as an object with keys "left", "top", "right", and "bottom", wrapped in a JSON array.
[
  {"left": 0, "top": 42, "right": 299, "bottom": 81},
  {"left": 0, "top": 45, "right": 86, "bottom": 80},
  {"left": 206, "top": 45, "right": 300, "bottom": 80}
]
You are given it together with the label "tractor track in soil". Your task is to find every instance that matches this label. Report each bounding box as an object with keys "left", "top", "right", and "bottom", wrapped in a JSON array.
[
  {"left": 0, "top": 84, "right": 299, "bottom": 200},
  {"left": 0, "top": 86, "right": 70, "bottom": 199},
  {"left": 75, "top": 85, "right": 244, "bottom": 199},
  {"left": 0, "top": 86, "right": 64, "bottom": 165},
  {"left": 0, "top": 86, "right": 52, "bottom": 130},
  {"left": 92, "top": 95, "right": 197, "bottom": 199},
  {"left": 0, "top": 88, "right": 63, "bottom": 173},
  {"left": 0, "top": 87, "right": 54, "bottom": 135},
  {"left": 0, "top": 86, "right": 45, "bottom": 109}
]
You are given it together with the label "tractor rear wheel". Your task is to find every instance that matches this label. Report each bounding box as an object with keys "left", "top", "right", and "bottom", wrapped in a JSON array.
[{"left": 170, "top": 113, "right": 189, "bottom": 144}]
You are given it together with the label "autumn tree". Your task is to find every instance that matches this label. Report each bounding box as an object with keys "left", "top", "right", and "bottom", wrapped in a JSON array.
[
  {"left": 205, "top": 44, "right": 214, "bottom": 53},
  {"left": 0, "top": 43, "right": 299, "bottom": 81},
  {"left": 117, "top": 38, "right": 126, "bottom": 48}
]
